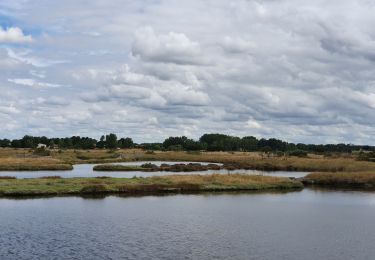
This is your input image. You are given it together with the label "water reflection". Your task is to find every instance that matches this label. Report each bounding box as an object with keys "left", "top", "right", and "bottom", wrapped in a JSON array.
[{"left": 1, "top": 189, "right": 375, "bottom": 260}]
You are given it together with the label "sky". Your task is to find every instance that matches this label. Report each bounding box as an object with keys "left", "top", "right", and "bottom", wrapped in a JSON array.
[{"left": 0, "top": 0, "right": 375, "bottom": 144}]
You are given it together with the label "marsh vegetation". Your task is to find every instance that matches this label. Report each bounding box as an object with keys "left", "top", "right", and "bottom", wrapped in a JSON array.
[{"left": 0, "top": 174, "right": 302, "bottom": 196}]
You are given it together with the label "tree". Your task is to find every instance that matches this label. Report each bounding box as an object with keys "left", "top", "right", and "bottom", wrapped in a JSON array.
[
  {"left": 118, "top": 137, "right": 134, "bottom": 149},
  {"left": 96, "top": 135, "right": 105, "bottom": 149},
  {"left": 163, "top": 136, "right": 188, "bottom": 149},
  {"left": 241, "top": 136, "right": 258, "bottom": 151},
  {"left": 0, "top": 139, "right": 10, "bottom": 147},
  {"left": 105, "top": 133, "right": 118, "bottom": 149}
]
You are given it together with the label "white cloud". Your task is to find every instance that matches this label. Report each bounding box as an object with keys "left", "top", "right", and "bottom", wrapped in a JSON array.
[
  {"left": 246, "top": 119, "right": 261, "bottom": 129},
  {"left": 0, "top": 105, "right": 20, "bottom": 115},
  {"left": 8, "top": 78, "right": 62, "bottom": 88},
  {"left": 0, "top": 26, "right": 32, "bottom": 43},
  {"left": 6, "top": 48, "right": 68, "bottom": 67},
  {"left": 131, "top": 27, "right": 205, "bottom": 65}
]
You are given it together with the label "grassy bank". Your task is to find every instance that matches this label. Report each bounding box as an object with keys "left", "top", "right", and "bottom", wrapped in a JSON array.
[
  {"left": 0, "top": 174, "right": 303, "bottom": 196},
  {"left": 93, "top": 163, "right": 222, "bottom": 172},
  {"left": 93, "top": 165, "right": 148, "bottom": 171},
  {"left": 303, "top": 172, "right": 375, "bottom": 189},
  {"left": 0, "top": 158, "right": 73, "bottom": 171}
]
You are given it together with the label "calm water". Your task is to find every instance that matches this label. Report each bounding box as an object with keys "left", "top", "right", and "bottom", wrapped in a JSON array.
[
  {"left": 0, "top": 161, "right": 307, "bottom": 179},
  {"left": 1, "top": 189, "right": 375, "bottom": 259}
]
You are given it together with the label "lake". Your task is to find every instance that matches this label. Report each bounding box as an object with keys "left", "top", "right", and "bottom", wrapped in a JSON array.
[
  {"left": 1, "top": 189, "right": 375, "bottom": 259},
  {"left": 0, "top": 161, "right": 307, "bottom": 179}
]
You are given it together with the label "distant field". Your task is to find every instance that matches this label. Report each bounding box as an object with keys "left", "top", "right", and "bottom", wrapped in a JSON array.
[{"left": 0, "top": 157, "right": 73, "bottom": 171}]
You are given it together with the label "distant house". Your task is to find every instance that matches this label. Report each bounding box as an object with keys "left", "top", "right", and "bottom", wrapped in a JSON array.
[{"left": 37, "top": 143, "right": 47, "bottom": 149}]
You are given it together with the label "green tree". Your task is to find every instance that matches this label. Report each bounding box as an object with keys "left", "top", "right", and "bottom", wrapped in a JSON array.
[{"left": 105, "top": 133, "right": 118, "bottom": 149}]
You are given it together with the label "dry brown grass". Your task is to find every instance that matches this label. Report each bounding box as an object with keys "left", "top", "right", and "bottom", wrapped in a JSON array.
[
  {"left": 0, "top": 148, "right": 34, "bottom": 158},
  {"left": 0, "top": 157, "right": 72, "bottom": 171},
  {"left": 303, "top": 171, "right": 375, "bottom": 189},
  {"left": 1, "top": 148, "right": 375, "bottom": 173},
  {"left": 152, "top": 174, "right": 297, "bottom": 186},
  {"left": 137, "top": 151, "right": 375, "bottom": 172}
]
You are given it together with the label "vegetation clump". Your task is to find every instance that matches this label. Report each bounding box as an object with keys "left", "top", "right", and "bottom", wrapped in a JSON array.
[
  {"left": 33, "top": 147, "right": 51, "bottom": 156},
  {"left": 303, "top": 172, "right": 375, "bottom": 189},
  {"left": 93, "top": 163, "right": 223, "bottom": 172},
  {"left": 0, "top": 176, "right": 16, "bottom": 179},
  {"left": 93, "top": 165, "right": 148, "bottom": 171},
  {"left": 0, "top": 174, "right": 303, "bottom": 197}
]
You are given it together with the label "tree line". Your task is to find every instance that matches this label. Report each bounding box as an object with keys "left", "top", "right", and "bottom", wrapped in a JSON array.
[
  {"left": 0, "top": 134, "right": 134, "bottom": 150},
  {"left": 161, "top": 134, "right": 375, "bottom": 154},
  {"left": 0, "top": 133, "right": 374, "bottom": 154}
]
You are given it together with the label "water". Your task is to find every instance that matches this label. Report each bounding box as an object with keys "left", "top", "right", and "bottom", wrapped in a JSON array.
[
  {"left": 1, "top": 189, "right": 375, "bottom": 259},
  {"left": 0, "top": 161, "right": 308, "bottom": 179}
]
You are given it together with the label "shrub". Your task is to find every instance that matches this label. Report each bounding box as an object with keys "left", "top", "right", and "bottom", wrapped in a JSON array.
[
  {"left": 141, "top": 163, "right": 158, "bottom": 169},
  {"left": 288, "top": 150, "right": 308, "bottom": 157},
  {"left": 80, "top": 184, "right": 108, "bottom": 193},
  {"left": 33, "top": 147, "right": 51, "bottom": 156}
]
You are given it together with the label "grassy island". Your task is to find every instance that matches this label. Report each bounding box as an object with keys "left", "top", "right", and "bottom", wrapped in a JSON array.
[
  {"left": 303, "top": 172, "right": 375, "bottom": 189},
  {"left": 93, "top": 163, "right": 222, "bottom": 172},
  {"left": 0, "top": 174, "right": 303, "bottom": 197}
]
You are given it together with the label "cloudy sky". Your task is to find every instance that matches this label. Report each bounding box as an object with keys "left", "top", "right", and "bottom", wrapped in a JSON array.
[{"left": 1, "top": 0, "right": 375, "bottom": 144}]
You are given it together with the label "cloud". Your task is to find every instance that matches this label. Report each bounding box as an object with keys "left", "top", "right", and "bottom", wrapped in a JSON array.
[
  {"left": 246, "top": 119, "right": 261, "bottom": 129},
  {"left": 6, "top": 48, "right": 68, "bottom": 67},
  {"left": 1, "top": 0, "right": 375, "bottom": 144},
  {"left": 8, "top": 78, "right": 62, "bottom": 88},
  {"left": 131, "top": 27, "right": 205, "bottom": 65},
  {"left": 0, "top": 26, "right": 32, "bottom": 43},
  {"left": 0, "top": 105, "right": 19, "bottom": 115},
  {"left": 221, "top": 36, "right": 256, "bottom": 54}
]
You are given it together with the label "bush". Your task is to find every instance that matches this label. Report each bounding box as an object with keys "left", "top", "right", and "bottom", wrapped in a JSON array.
[
  {"left": 288, "top": 150, "right": 308, "bottom": 157},
  {"left": 33, "top": 147, "right": 51, "bottom": 156},
  {"left": 141, "top": 163, "right": 158, "bottom": 169},
  {"left": 357, "top": 151, "right": 375, "bottom": 162}
]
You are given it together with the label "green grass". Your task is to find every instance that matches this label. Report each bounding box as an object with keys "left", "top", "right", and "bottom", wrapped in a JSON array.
[{"left": 0, "top": 174, "right": 303, "bottom": 196}]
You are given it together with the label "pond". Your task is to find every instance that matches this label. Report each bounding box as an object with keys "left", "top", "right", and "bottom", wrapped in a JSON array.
[
  {"left": 0, "top": 161, "right": 308, "bottom": 179},
  {"left": 1, "top": 189, "right": 375, "bottom": 259}
]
